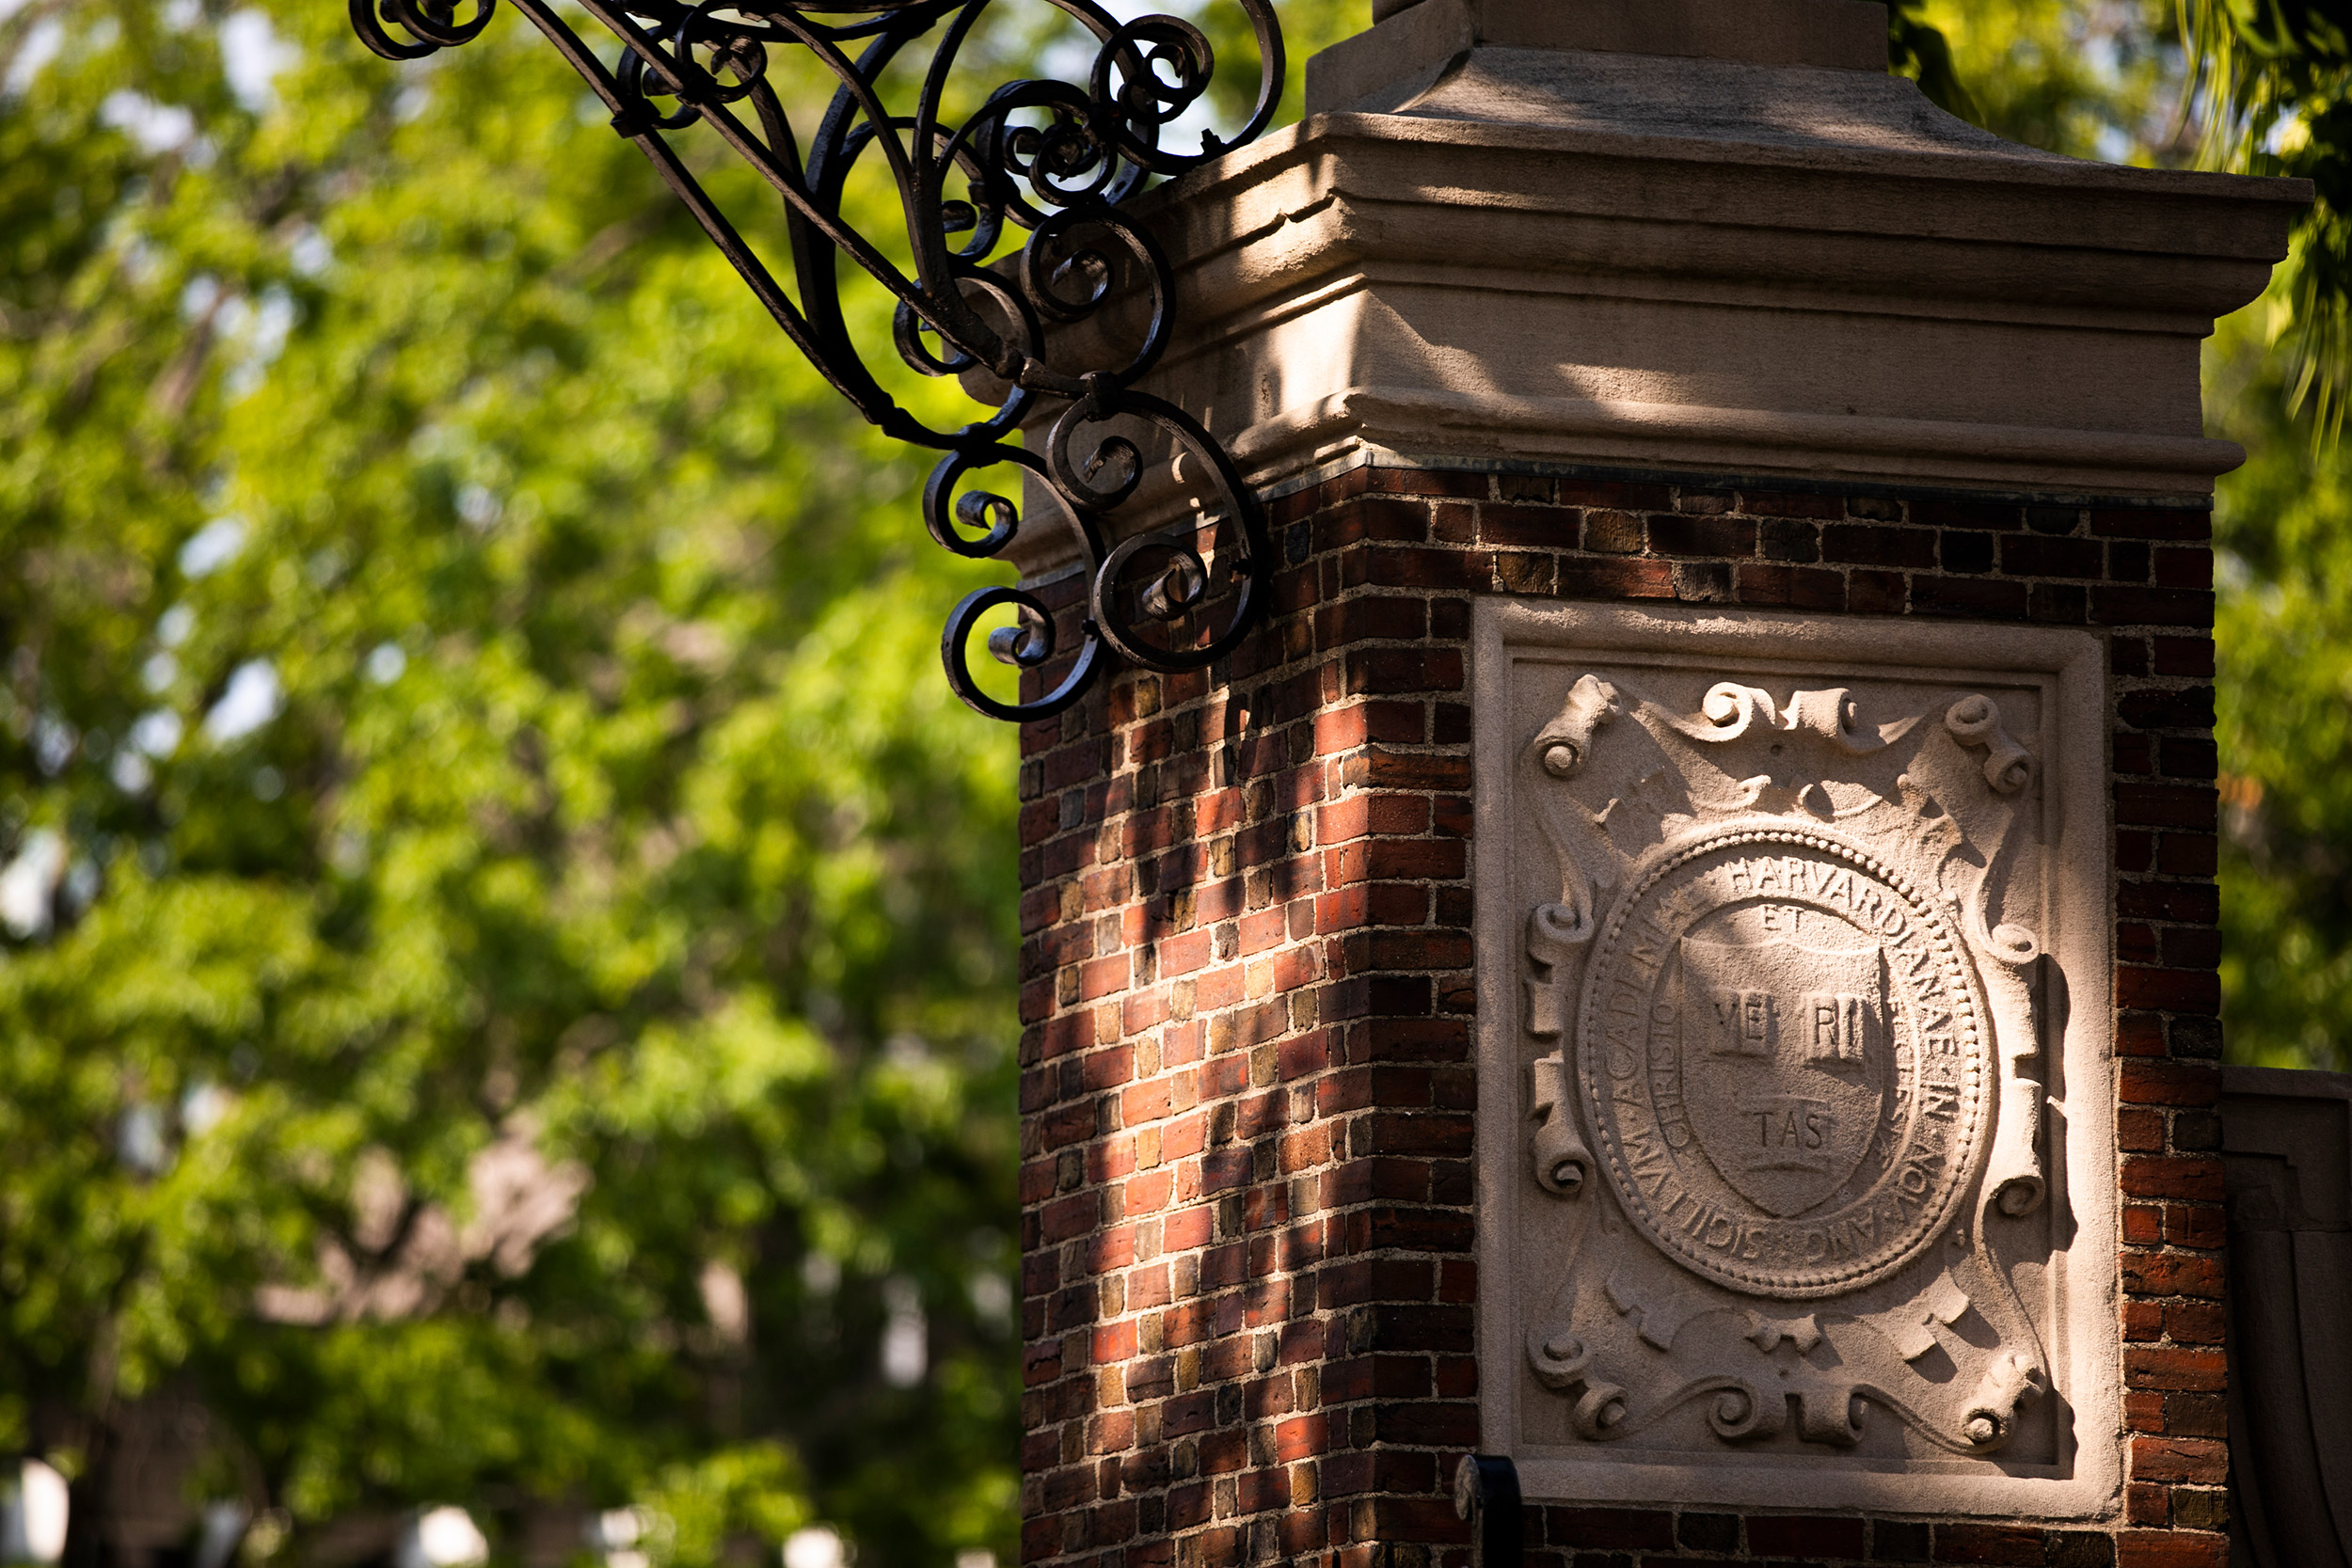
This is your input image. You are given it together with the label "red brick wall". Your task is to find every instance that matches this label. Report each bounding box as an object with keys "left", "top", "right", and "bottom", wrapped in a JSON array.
[{"left": 1016, "top": 462, "right": 2226, "bottom": 1568}]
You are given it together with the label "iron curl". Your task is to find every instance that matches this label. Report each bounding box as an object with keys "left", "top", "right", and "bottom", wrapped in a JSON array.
[{"left": 346, "top": 0, "right": 1285, "bottom": 721}]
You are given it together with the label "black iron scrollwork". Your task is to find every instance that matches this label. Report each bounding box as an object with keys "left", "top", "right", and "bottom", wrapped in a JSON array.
[{"left": 350, "top": 0, "right": 1283, "bottom": 721}]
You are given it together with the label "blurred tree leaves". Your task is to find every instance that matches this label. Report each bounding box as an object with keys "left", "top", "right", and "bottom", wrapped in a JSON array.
[
  {"left": 1899, "top": 0, "right": 2193, "bottom": 160},
  {"left": 0, "top": 0, "right": 1027, "bottom": 1561},
  {"left": 2183, "top": 0, "right": 2352, "bottom": 435},
  {"left": 2208, "top": 288, "right": 2352, "bottom": 1071},
  {"left": 1886, "top": 0, "right": 1978, "bottom": 121}
]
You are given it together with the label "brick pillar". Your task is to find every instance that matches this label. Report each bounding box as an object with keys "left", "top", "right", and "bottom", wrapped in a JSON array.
[
  {"left": 1009, "top": 2, "right": 2296, "bottom": 1564},
  {"left": 1017, "top": 460, "right": 1485, "bottom": 1568},
  {"left": 1018, "top": 467, "right": 2234, "bottom": 1567}
]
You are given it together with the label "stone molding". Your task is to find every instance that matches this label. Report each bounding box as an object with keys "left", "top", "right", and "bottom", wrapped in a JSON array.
[
  {"left": 989, "top": 41, "right": 2300, "bottom": 579},
  {"left": 1223, "top": 387, "right": 2251, "bottom": 504},
  {"left": 1471, "top": 599, "right": 2119, "bottom": 1515}
]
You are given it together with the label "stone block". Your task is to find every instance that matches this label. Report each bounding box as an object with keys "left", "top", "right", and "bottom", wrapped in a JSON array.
[{"left": 1471, "top": 599, "right": 2116, "bottom": 1516}]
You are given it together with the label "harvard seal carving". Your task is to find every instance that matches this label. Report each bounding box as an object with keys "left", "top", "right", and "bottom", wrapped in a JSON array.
[{"left": 1576, "top": 822, "right": 1993, "bottom": 1299}]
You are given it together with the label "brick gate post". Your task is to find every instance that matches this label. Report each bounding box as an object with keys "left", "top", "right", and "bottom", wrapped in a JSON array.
[{"left": 1012, "top": 5, "right": 2304, "bottom": 1567}]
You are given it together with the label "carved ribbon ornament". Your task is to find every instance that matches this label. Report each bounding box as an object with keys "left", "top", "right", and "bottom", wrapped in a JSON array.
[{"left": 350, "top": 0, "right": 1283, "bottom": 721}]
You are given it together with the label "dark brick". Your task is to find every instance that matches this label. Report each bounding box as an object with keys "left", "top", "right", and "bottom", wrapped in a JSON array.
[
  {"left": 1544, "top": 1510, "right": 1673, "bottom": 1552},
  {"left": 1749, "top": 1516, "right": 1866, "bottom": 1558},
  {"left": 1648, "top": 513, "right": 1756, "bottom": 557},
  {"left": 1581, "top": 512, "right": 1646, "bottom": 554},
  {"left": 2171, "top": 1017, "right": 2224, "bottom": 1060},
  {"left": 2115, "top": 784, "right": 2217, "bottom": 830},
  {"left": 1931, "top": 1522, "right": 2043, "bottom": 1564},
  {"left": 2117, "top": 966, "right": 2221, "bottom": 1014},
  {"left": 2159, "top": 736, "right": 2219, "bottom": 780},
  {"left": 2120, "top": 688, "right": 2216, "bottom": 730},
  {"left": 1736, "top": 562, "right": 1845, "bottom": 610},
  {"left": 2047, "top": 1531, "right": 2117, "bottom": 1568},
  {"left": 1559, "top": 557, "right": 1676, "bottom": 599},
  {"left": 1317, "top": 496, "right": 1430, "bottom": 547},
  {"left": 2165, "top": 927, "right": 2222, "bottom": 969},
  {"left": 2122, "top": 1153, "right": 2225, "bottom": 1201},
  {"left": 2092, "top": 506, "right": 2211, "bottom": 541},
  {"left": 1497, "top": 550, "right": 1555, "bottom": 594},
  {"left": 1850, "top": 569, "right": 1908, "bottom": 614},
  {"left": 2004, "top": 534, "right": 2105, "bottom": 577},
  {"left": 2032, "top": 582, "right": 2089, "bottom": 623},
  {"left": 2091, "top": 586, "right": 2214, "bottom": 628},
  {"left": 1874, "top": 1519, "right": 1933, "bottom": 1561},
  {"left": 1560, "top": 479, "right": 1676, "bottom": 511},
  {"left": 2156, "top": 548, "right": 2216, "bottom": 589},
  {"left": 1431, "top": 499, "right": 1477, "bottom": 544},
  {"left": 2027, "top": 504, "right": 2085, "bottom": 534},
  {"left": 2131, "top": 1434, "right": 2228, "bottom": 1484},
  {"left": 2175, "top": 1110, "right": 2222, "bottom": 1151},
  {"left": 2157, "top": 832, "right": 2218, "bottom": 876},
  {"left": 2153, "top": 637, "right": 2216, "bottom": 677},
  {"left": 1758, "top": 518, "right": 1821, "bottom": 562},
  {"left": 1914, "top": 499, "right": 2025, "bottom": 530},
  {"left": 1369, "top": 466, "right": 1486, "bottom": 499},
  {"left": 1672, "top": 561, "right": 1735, "bottom": 602},
  {"left": 1676, "top": 1515, "right": 1740, "bottom": 1554},
  {"left": 1940, "top": 531, "right": 1995, "bottom": 573},
  {"left": 1344, "top": 647, "right": 1465, "bottom": 695},
  {"left": 1914, "top": 576, "right": 2028, "bottom": 619},
  {"left": 1823, "top": 523, "right": 1937, "bottom": 569},
  {"left": 1481, "top": 502, "right": 1579, "bottom": 547},
  {"left": 1314, "top": 594, "right": 1428, "bottom": 649},
  {"left": 1740, "top": 489, "right": 1845, "bottom": 519},
  {"left": 2119, "top": 1060, "right": 2221, "bottom": 1108}
]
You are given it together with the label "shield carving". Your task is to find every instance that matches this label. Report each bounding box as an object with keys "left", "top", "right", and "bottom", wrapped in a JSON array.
[{"left": 1678, "top": 933, "right": 1889, "bottom": 1217}]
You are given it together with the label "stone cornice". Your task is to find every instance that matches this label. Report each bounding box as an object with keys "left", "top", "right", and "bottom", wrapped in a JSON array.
[{"left": 992, "top": 35, "right": 2304, "bottom": 578}]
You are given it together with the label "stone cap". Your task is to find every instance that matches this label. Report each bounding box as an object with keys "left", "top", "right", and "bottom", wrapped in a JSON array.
[
  {"left": 1309, "top": 0, "right": 1892, "bottom": 117},
  {"left": 989, "top": 2, "right": 2305, "bottom": 574},
  {"left": 1342, "top": 0, "right": 1890, "bottom": 94}
]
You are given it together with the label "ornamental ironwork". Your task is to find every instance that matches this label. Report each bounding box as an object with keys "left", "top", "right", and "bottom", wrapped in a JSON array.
[{"left": 350, "top": 0, "right": 1283, "bottom": 721}]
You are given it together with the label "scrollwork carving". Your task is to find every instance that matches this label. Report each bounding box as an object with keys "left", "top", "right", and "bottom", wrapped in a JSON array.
[
  {"left": 1536, "top": 673, "right": 1622, "bottom": 778},
  {"left": 1529, "top": 1052, "right": 1590, "bottom": 1197},
  {"left": 1658, "top": 683, "right": 1922, "bottom": 754},
  {"left": 1946, "top": 694, "right": 2034, "bottom": 795}
]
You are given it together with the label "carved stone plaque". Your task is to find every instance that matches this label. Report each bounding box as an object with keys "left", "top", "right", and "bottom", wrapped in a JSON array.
[{"left": 1474, "top": 601, "right": 2118, "bottom": 1517}]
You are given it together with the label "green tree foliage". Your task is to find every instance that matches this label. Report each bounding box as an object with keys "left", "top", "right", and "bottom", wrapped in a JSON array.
[
  {"left": 2206, "top": 302, "right": 2352, "bottom": 1070},
  {"left": 1885, "top": 0, "right": 1977, "bottom": 121},
  {"left": 1899, "top": 0, "right": 2189, "bottom": 161},
  {"left": 2184, "top": 0, "right": 2352, "bottom": 433},
  {"left": 0, "top": 0, "right": 1031, "bottom": 1560}
]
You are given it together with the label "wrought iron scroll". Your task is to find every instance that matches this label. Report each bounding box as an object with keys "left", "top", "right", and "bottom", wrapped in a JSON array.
[{"left": 350, "top": 0, "right": 1283, "bottom": 721}]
